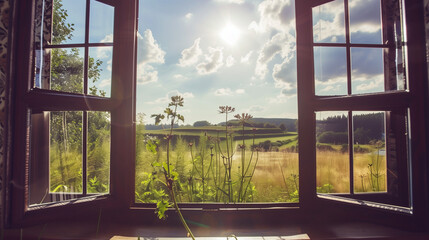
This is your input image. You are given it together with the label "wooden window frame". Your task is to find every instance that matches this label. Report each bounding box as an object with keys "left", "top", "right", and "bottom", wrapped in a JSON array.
[
  {"left": 296, "top": 0, "right": 429, "bottom": 228},
  {"left": 7, "top": 0, "right": 137, "bottom": 226}
]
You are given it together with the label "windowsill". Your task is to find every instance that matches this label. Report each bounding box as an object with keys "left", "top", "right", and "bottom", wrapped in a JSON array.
[{"left": 111, "top": 235, "right": 311, "bottom": 240}]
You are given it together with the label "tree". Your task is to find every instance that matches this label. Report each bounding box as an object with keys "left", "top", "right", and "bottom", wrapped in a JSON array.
[
  {"left": 279, "top": 123, "right": 287, "bottom": 132},
  {"left": 193, "top": 120, "right": 211, "bottom": 127},
  {"left": 49, "top": 0, "right": 109, "bottom": 193}
]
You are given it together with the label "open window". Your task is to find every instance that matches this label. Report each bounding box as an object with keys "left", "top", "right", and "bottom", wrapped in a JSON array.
[
  {"left": 9, "top": 0, "right": 137, "bottom": 225},
  {"left": 296, "top": 0, "right": 428, "bottom": 226}
]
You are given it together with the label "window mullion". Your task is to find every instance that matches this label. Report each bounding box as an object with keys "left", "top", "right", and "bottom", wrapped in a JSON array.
[
  {"left": 348, "top": 110, "right": 354, "bottom": 194},
  {"left": 344, "top": 0, "right": 352, "bottom": 95},
  {"left": 82, "top": 111, "right": 88, "bottom": 196},
  {"left": 84, "top": 0, "right": 90, "bottom": 95}
]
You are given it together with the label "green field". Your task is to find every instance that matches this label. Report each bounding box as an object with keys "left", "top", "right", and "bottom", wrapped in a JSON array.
[{"left": 135, "top": 125, "right": 386, "bottom": 203}]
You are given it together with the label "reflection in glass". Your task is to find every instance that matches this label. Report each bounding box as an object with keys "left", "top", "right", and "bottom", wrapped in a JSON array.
[
  {"left": 89, "top": 0, "right": 114, "bottom": 43},
  {"left": 353, "top": 111, "right": 386, "bottom": 193},
  {"left": 89, "top": 47, "right": 112, "bottom": 97},
  {"left": 312, "top": 0, "right": 345, "bottom": 43},
  {"left": 351, "top": 48, "right": 384, "bottom": 94},
  {"left": 52, "top": 0, "right": 86, "bottom": 44},
  {"left": 87, "top": 111, "right": 111, "bottom": 194},
  {"left": 30, "top": 111, "right": 83, "bottom": 205},
  {"left": 51, "top": 48, "right": 85, "bottom": 94},
  {"left": 349, "top": 0, "right": 382, "bottom": 44},
  {"left": 316, "top": 111, "right": 350, "bottom": 194},
  {"left": 314, "top": 47, "right": 347, "bottom": 96},
  {"left": 49, "top": 111, "right": 83, "bottom": 194}
]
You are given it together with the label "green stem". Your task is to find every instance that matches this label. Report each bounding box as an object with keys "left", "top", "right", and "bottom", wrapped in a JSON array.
[{"left": 171, "top": 187, "right": 195, "bottom": 239}]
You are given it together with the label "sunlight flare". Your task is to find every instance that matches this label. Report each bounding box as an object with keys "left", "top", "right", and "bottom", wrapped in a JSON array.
[{"left": 219, "top": 23, "right": 241, "bottom": 46}]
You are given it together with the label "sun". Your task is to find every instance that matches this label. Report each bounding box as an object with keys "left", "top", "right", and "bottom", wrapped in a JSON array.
[{"left": 220, "top": 23, "right": 241, "bottom": 46}]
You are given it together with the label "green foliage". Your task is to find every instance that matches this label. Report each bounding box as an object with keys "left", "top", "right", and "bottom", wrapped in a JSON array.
[
  {"left": 317, "top": 183, "right": 334, "bottom": 193},
  {"left": 193, "top": 120, "right": 211, "bottom": 127},
  {"left": 48, "top": 1, "right": 109, "bottom": 195},
  {"left": 52, "top": 0, "right": 74, "bottom": 44},
  {"left": 318, "top": 131, "right": 348, "bottom": 144}
]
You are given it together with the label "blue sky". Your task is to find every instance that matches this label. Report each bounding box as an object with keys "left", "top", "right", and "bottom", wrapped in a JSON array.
[
  {"left": 136, "top": 0, "right": 298, "bottom": 125},
  {"left": 59, "top": 0, "right": 387, "bottom": 125}
]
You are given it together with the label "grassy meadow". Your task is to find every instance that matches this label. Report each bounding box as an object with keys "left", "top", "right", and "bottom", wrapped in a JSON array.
[{"left": 135, "top": 125, "right": 387, "bottom": 203}]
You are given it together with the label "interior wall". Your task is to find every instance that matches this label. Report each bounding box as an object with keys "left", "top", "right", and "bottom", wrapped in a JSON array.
[{"left": 0, "top": 0, "right": 10, "bottom": 229}]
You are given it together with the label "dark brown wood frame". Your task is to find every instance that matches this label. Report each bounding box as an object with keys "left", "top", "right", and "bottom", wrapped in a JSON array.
[
  {"left": 7, "top": 0, "right": 137, "bottom": 227},
  {"left": 296, "top": 0, "right": 428, "bottom": 229}
]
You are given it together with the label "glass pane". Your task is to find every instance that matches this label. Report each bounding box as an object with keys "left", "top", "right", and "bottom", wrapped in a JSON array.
[
  {"left": 29, "top": 111, "right": 83, "bottom": 206},
  {"left": 353, "top": 111, "right": 386, "bottom": 193},
  {"left": 89, "top": 0, "right": 114, "bottom": 43},
  {"left": 88, "top": 47, "right": 112, "bottom": 97},
  {"left": 349, "top": 0, "right": 382, "bottom": 44},
  {"left": 381, "top": 0, "right": 407, "bottom": 91},
  {"left": 87, "top": 111, "right": 111, "bottom": 194},
  {"left": 351, "top": 47, "right": 384, "bottom": 94},
  {"left": 51, "top": 48, "right": 85, "bottom": 94},
  {"left": 316, "top": 111, "right": 350, "bottom": 194},
  {"left": 52, "top": 0, "right": 86, "bottom": 44},
  {"left": 313, "top": 0, "right": 345, "bottom": 43},
  {"left": 314, "top": 47, "right": 347, "bottom": 96},
  {"left": 49, "top": 111, "right": 83, "bottom": 194}
]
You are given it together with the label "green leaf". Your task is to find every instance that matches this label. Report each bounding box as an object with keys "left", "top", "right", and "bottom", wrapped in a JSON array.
[{"left": 155, "top": 199, "right": 170, "bottom": 220}]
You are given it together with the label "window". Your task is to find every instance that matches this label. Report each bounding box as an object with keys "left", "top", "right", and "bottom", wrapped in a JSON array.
[
  {"left": 296, "top": 0, "right": 428, "bottom": 223},
  {"left": 7, "top": 0, "right": 429, "bottom": 231},
  {"left": 10, "top": 0, "right": 137, "bottom": 225}
]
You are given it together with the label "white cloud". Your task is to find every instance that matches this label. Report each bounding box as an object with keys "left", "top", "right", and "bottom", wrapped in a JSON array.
[
  {"left": 248, "top": 0, "right": 294, "bottom": 33},
  {"left": 137, "top": 29, "right": 166, "bottom": 65},
  {"left": 107, "top": 59, "right": 112, "bottom": 72},
  {"left": 214, "top": 0, "right": 244, "bottom": 4},
  {"left": 136, "top": 29, "right": 166, "bottom": 85},
  {"left": 214, "top": 88, "right": 233, "bottom": 96},
  {"left": 196, "top": 47, "right": 224, "bottom": 75},
  {"left": 185, "top": 13, "right": 193, "bottom": 20},
  {"left": 99, "top": 79, "right": 111, "bottom": 88},
  {"left": 214, "top": 88, "right": 244, "bottom": 96},
  {"left": 173, "top": 74, "right": 188, "bottom": 80},
  {"left": 248, "top": 105, "right": 264, "bottom": 113},
  {"left": 241, "top": 51, "right": 253, "bottom": 64},
  {"left": 255, "top": 32, "right": 295, "bottom": 79},
  {"left": 137, "top": 65, "right": 159, "bottom": 85},
  {"left": 101, "top": 34, "right": 113, "bottom": 43},
  {"left": 226, "top": 55, "right": 236, "bottom": 67},
  {"left": 178, "top": 38, "right": 202, "bottom": 67},
  {"left": 148, "top": 90, "right": 195, "bottom": 104},
  {"left": 272, "top": 56, "right": 296, "bottom": 89},
  {"left": 96, "top": 35, "right": 113, "bottom": 59},
  {"left": 235, "top": 89, "right": 245, "bottom": 94}
]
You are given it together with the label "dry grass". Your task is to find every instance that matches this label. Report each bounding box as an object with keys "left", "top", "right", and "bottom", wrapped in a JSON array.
[{"left": 136, "top": 145, "right": 387, "bottom": 202}]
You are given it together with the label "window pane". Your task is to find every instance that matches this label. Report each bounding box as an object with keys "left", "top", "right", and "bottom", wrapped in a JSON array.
[
  {"left": 353, "top": 111, "right": 386, "bottom": 193},
  {"left": 314, "top": 47, "right": 348, "bottom": 96},
  {"left": 313, "top": 0, "right": 345, "bottom": 43},
  {"left": 87, "top": 111, "right": 111, "bottom": 194},
  {"left": 51, "top": 48, "right": 85, "bottom": 94},
  {"left": 52, "top": 0, "right": 86, "bottom": 44},
  {"left": 349, "top": 0, "right": 382, "bottom": 44},
  {"left": 50, "top": 111, "right": 83, "bottom": 194},
  {"left": 316, "top": 111, "right": 350, "bottom": 194},
  {"left": 88, "top": 47, "right": 112, "bottom": 97},
  {"left": 29, "top": 111, "right": 83, "bottom": 206},
  {"left": 351, "top": 47, "right": 384, "bottom": 94},
  {"left": 89, "top": 0, "right": 114, "bottom": 43}
]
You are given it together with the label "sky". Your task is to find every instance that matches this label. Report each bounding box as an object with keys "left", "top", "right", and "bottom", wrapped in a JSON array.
[{"left": 59, "top": 0, "right": 388, "bottom": 125}]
